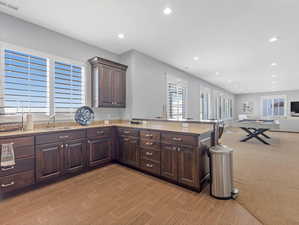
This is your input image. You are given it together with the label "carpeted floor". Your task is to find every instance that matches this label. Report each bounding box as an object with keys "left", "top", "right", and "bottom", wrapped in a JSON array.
[{"left": 222, "top": 128, "right": 299, "bottom": 225}]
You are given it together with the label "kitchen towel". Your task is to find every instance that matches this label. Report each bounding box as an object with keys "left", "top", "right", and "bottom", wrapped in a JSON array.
[{"left": 1, "top": 143, "right": 15, "bottom": 167}]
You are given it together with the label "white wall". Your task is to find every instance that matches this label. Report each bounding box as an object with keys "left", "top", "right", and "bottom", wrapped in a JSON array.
[
  {"left": 0, "top": 12, "right": 235, "bottom": 123},
  {"left": 235, "top": 90, "right": 299, "bottom": 118},
  {"left": 0, "top": 11, "right": 123, "bottom": 121},
  {"left": 120, "top": 50, "right": 235, "bottom": 120}
]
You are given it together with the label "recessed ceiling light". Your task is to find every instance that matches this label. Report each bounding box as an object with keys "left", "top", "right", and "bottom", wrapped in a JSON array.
[
  {"left": 269, "top": 36, "right": 278, "bottom": 43},
  {"left": 118, "top": 33, "right": 125, "bottom": 39},
  {"left": 163, "top": 7, "right": 172, "bottom": 15},
  {"left": 271, "top": 62, "right": 277, "bottom": 66},
  {"left": 193, "top": 56, "right": 199, "bottom": 61},
  {"left": 216, "top": 72, "right": 220, "bottom": 75},
  {"left": 272, "top": 74, "right": 277, "bottom": 78}
]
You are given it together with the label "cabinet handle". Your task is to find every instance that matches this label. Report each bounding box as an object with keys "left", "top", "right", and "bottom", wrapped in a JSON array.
[
  {"left": 172, "top": 137, "right": 182, "bottom": 142},
  {"left": 59, "top": 135, "right": 69, "bottom": 139},
  {"left": 1, "top": 181, "right": 15, "bottom": 188},
  {"left": 146, "top": 163, "right": 153, "bottom": 168},
  {"left": 1, "top": 166, "right": 15, "bottom": 171},
  {"left": 146, "top": 152, "right": 153, "bottom": 156},
  {"left": 145, "top": 142, "right": 153, "bottom": 146}
]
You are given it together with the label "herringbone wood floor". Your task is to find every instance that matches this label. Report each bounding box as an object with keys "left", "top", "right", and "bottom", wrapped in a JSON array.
[{"left": 0, "top": 164, "right": 261, "bottom": 225}]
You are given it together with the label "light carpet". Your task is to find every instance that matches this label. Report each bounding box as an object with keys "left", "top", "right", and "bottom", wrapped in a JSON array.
[{"left": 222, "top": 128, "right": 299, "bottom": 225}]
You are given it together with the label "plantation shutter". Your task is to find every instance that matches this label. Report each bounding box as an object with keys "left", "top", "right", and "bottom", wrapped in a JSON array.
[
  {"left": 0, "top": 49, "right": 49, "bottom": 115},
  {"left": 167, "top": 82, "right": 186, "bottom": 120},
  {"left": 54, "top": 61, "right": 84, "bottom": 113}
]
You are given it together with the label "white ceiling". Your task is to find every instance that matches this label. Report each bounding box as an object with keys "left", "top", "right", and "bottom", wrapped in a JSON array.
[{"left": 1, "top": 0, "right": 299, "bottom": 94}]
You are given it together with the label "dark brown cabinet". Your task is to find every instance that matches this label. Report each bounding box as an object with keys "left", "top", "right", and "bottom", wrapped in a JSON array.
[
  {"left": 87, "top": 138, "right": 112, "bottom": 167},
  {"left": 161, "top": 144, "right": 178, "bottom": 181},
  {"left": 36, "top": 143, "right": 63, "bottom": 182},
  {"left": 89, "top": 57, "right": 127, "bottom": 108},
  {"left": 178, "top": 145, "right": 198, "bottom": 187},
  {"left": 64, "top": 140, "right": 87, "bottom": 174},
  {"left": 0, "top": 136, "right": 35, "bottom": 193},
  {"left": 119, "top": 136, "right": 139, "bottom": 168}
]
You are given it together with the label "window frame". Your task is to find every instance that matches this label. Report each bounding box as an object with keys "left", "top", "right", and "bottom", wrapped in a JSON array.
[
  {"left": 166, "top": 75, "right": 188, "bottom": 120},
  {"left": 200, "top": 86, "right": 211, "bottom": 120},
  {"left": 261, "top": 95, "right": 287, "bottom": 119},
  {"left": 0, "top": 41, "right": 86, "bottom": 118}
]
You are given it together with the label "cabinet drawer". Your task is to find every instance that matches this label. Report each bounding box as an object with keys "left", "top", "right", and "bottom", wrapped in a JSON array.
[
  {"left": 140, "top": 139, "right": 160, "bottom": 150},
  {"left": 0, "top": 145, "right": 34, "bottom": 160},
  {"left": 0, "top": 157, "right": 35, "bottom": 177},
  {"left": 141, "top": 148, "right": 160, "bottom": 162},
  {"left": 140, "top": 130, "right": 160, "bottom": 141},
  {"left": 0, "top": 136, "right": 34, "bottom": 148},
  {"left": 0, "top": 170, "right": 34, "bottom": 193},
  {"left": 87, "top": 127, "right": 112, "bottom": 139},
  {"left": 118, "top": 127, "right": 139, "bottom": 137},
  {"left": 161, "top": 133, "right": 197, "bottom": 146},
  {"left": 36, "top": 130, "right": 86, "bottom": 145},
  {"left": 140, "top": 159, "right": 160, "bottom": 176}
]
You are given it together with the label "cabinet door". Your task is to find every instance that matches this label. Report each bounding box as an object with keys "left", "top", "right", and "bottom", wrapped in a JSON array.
[
  {"left": 99, "top": 65, "right": 113, "bottom": 106},
  {"left": 64, "top": 140, "right": 87, "bottom": 174},
  {"left": 87, "top": 138, "right": 112, "bottom": 167},
  {"left": 36, "top": 143, "right": 63, "bottom": 182},
  {"left": 178, "top": 145, "right": 199, "bottom": 188},
  {"left": 112, "top": 69, "right": 126, "bottom": 107},
  {"left": 119, "top": 137, "right": 139, "bottom": 168},
  {"left": 161, "top": 144, "right": 178, "bottom": 181}
]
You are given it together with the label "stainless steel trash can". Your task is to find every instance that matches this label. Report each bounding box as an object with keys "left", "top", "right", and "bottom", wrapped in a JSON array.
[{"left": 209, "top": 144, "right": 239, "bottom": 199}]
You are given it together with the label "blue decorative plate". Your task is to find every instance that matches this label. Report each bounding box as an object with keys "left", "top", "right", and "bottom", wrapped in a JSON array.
[{"left": 75, "top": 106, "right": 95, "bottom": 126}]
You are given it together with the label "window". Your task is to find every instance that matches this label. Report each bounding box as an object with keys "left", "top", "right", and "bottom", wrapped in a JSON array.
[
  {"left": 214, "top": 93, "right": 233, "bottom": 120},
  {"left": 54, "top": 62, "right": 84, "bottom": 113},
  {"left": 0, "top": 43, "right": 85, "bottom": 116},
  {"left": 167, "top": 82, "right": 187, "bottom": 120},
  {"left": 262, "top": 95, "right": 286, "bottom": 118},
  {"left": 200, "top": 88, "right": 211, "bottom": 120},
  {"left": 1, "top": 50, "right": 49, "bottom": 114}
]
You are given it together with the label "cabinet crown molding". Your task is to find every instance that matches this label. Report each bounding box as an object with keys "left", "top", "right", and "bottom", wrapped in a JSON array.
[{"left": 88, "top": 56, "right": 128, "bottom": 71}]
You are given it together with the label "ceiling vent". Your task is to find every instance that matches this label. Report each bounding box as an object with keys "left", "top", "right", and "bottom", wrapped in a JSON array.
[{"left": 0, "top": 1, "right": 18, "bottom": 10}]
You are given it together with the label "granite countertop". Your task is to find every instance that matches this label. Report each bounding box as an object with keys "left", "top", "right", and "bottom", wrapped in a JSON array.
[{"left": 0, "top": 120, "right": 214, "bottom": 138}]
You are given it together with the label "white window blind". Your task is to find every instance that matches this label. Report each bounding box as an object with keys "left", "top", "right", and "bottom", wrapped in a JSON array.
[
  {"left": 200, "top": 89, "right": 211, "bottom": 120},
  {"left": 1, "top": 49, "right": 49, "bottom": 114},
  {"left": 262, "top": 96, "right": 286, "bottom": 118},
  {"left": 54, "top": 61, "right": 84, "bottom": 113},
  {"left": 167, "top": 82, "right": 186, "bottom": 120}
]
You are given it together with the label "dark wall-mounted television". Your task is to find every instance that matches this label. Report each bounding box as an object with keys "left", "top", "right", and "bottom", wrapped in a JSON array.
[{"left": 291, "top": 102, "right": 299, "bottom": 113}]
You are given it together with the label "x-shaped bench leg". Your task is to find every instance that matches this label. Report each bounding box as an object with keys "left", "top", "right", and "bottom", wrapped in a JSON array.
[{"left": 240, "top": 127, "right": 270, "bottom": 145}]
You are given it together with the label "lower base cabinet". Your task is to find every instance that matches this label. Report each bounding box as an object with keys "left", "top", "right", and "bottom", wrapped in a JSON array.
[
  {"left": 36, "top": 139, "right": 87, "bottom": 182},
  {"left": 36, "top": 143, "right": 64, "bottom": 183},
  {"left": 87, "top": 138, "right": 112, "bottom": 167},
  {"left": 161, "top": 144, "right": 178, "bottom": 181},
  {"left": 119, "top": 136, "right": 139, "bottom": 168},
  {"left": 161, "top": 144, "right": 201, "bottom": 189},
  {"left": 178, "top": 145, "right": 199, "bottom": 188},
  {"left": 64, "top": 140, "right": 87, "bottom": 173}
]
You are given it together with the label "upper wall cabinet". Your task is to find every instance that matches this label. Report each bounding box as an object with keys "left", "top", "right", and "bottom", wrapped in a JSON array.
[{"left": 89, "top": 57, "right": 127, "bottom": 108}]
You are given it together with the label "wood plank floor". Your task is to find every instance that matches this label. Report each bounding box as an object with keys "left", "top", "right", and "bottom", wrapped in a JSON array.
[{"left": 0, "top": 164, "right": 262, "bottom": 225}]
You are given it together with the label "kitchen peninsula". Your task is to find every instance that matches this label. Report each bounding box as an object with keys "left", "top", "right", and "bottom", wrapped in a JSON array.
[{"left": 0, "top": 120, "right": 214, "bottom": 195}]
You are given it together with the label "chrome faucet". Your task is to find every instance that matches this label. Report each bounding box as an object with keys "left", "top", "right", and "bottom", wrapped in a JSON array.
[{"left": 47, "top": 114, "right": 56, "bottom": 128}]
